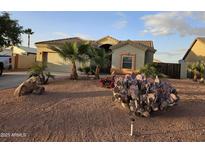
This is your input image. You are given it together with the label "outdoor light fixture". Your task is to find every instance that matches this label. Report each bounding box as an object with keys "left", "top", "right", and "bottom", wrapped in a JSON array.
[{"left": 129, "top": 112, "right": 135, "bottom": 136}]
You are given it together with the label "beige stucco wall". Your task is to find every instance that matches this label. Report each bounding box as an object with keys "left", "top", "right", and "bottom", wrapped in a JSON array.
[
  {"left": 36, "top": 44, "right": 82, "bottom": 73},
  {"left": 36, "top": 44, "right": 53, "bottom": 62},
  {"left": 179, "top": 60, "right": 187, "bottom": 79},
  {"left": 36, "top": 40, "right": 153, "bottom": 74},
  {"left": 0, "top": 46, "right": 26, "bottom": 56},
  {"left": 97, "top": 37, "right": 119, "bottom": 46},
  {"left": 17, "top": 54, "right": 36, "bottom": 69},
  {"left": 111, "top": 44, "right": 145, "bottom": 74},
  {"left": 46, "top": 52, "right": 74, "bottom": 72},
  {"left": 145, "top": 51, "right": 154, "bottom": 64},
  {"left": 13, "top": 46, "right": 26, "bottom": 55},
  {"left": 185, "top": 40, "right": 205, "bottom": 62},
  {"left": 181, "top": 39, "right": 205, "bottom": 78}
]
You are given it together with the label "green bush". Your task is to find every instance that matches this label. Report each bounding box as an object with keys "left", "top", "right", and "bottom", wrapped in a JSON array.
[
  {"left": 187, "top": 61, "right": 205, "bottom": 82},
  {"left": 78, "top": 66, "right": 95, "bottom": 76},
  {"left": 139, "top": 63, "right": 159, "bottom": 78}
]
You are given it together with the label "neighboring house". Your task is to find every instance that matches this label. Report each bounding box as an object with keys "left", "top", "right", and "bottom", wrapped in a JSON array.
[
  {"left": 0, "top": 46, "right": 37, "bottom": 70},
  {"left": 0, "top": 46, "right": 36, "bottom": 56},
  {"left": 35, "top": 36, "right": 156, "bottom": 74},
  {"left": 180, "top": 37, "right": 205, "bottom": 78}
]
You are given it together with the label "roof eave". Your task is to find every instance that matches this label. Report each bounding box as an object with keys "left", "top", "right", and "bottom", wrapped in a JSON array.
[
  {"left": 182, "top": 39, "right": 198, "bottom": 60},
  {"left": 111, "top": 42, "right": 156, "bottom": 52}
]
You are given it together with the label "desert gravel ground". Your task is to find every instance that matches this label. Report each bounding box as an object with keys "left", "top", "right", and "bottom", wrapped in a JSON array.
[{"left": 0, "top": 78, "right": 205, "bottom": 141}]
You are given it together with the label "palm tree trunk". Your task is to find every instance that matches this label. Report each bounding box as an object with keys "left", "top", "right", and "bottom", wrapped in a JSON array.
[
  {"left": 95, "top": 65, "right": 100, "bottom": 79},
  {"left": 199, "top": 72, "right": 204, "bottom": 83},
  {"left": 193, "top": 72, "right": 197, "bottom": 82},
  {"left": 71, "top": 62, "right": 78, "bottom": 80},
  {"left": 28, "top": 34, "right": 30, "bottom": 48}
]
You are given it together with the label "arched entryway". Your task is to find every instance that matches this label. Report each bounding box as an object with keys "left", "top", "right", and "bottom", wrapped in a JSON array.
[{"left": 99, "top": 44, "right": 112, "bottom": 74}]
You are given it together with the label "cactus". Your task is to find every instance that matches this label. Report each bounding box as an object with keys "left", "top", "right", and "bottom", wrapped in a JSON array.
[{"left": 112, "top": 74, "right": 179, "bottom": 117}]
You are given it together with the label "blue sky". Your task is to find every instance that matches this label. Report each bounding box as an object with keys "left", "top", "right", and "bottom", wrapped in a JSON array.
[{"left": 9, "top": 11, "right": 205, "bottom": 63}]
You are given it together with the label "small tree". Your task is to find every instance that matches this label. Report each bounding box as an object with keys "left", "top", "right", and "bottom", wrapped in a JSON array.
[
  {"left": 188, "top": 63, "right": 198, "bottom": 81},
  {"left": 86, "top": 47, "right": 109, "bottom": 79},
  {"left": 24, "top": 28, "right": 34, "bottom": 48},
  {"left": 50, "top": 42, "right": 90, "bottom": 80},
  {"left": 0, "top": 12, "right": 23, "bottom": 50},
  {"left": 28, "top": 64, "right": 54, "bottom": 84}
]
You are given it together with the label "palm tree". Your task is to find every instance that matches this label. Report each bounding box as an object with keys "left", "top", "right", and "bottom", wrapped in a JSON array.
[
  {"left": 50, "top": 42, "right": 90, "bottom": 80},
  {"left": 197, "top": 61, "right": 205, "bottom": 82},
  {"left": 188, "top": 61, "right": 205, "bottom": 82},
  {"left": 24, "top": 28, "right": 34, "bottom": 48},
  {"left": 86, "top": 47, "right": 109, "bottom": 79},
  {"left": 188, "top": 62, "right": 199, "bottom": 81}
]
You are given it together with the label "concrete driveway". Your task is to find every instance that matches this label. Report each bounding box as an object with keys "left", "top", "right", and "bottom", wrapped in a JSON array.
[
  {"left": 0, "top": 71, "right": 27, "bottom": 90},
  {"left": 0, "top": 71, "right": 70, "bottom": 90}
]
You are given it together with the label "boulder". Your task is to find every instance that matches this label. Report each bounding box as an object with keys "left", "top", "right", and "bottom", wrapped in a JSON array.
[{"left": 14, "top": 76, "right": 45, "bottom": 97}]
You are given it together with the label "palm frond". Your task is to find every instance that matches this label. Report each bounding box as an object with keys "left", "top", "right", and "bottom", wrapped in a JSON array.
[
  {"left": 49, "top": 41, "right": 91, "bottom": 64},
  {"left": 90, "top": 47, "right": 109, "bottom": 68}
]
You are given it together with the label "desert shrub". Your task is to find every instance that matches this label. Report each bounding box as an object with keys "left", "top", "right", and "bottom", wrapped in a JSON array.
[
  {"left": 139, "top": 63, "right": 159, "bottom": 77},
  {"left": 78, "top": 67, "right": 83, "bottom": 72},
  {"left": 28, "top": 64, "right": 55, "bottom": 84},
  {"left": 187, "top": 61, "right": 205, "bottom": 82},
  {"left": 78, "top": 66, "right": 95, "bottom": 76}
]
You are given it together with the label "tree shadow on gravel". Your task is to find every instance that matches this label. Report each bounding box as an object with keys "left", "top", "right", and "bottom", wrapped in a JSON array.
[
  {"left": 178, "top": 91, "right": 205, "bottom": 96},
  {"left": 44, "top": 90, "right": 112, "bottom": 100},
  {"left": 132, "top": 126, "right": 205, "bottom": 139},
  {"left": 152, "top": 101, "right": 205, "bottom": 118}
]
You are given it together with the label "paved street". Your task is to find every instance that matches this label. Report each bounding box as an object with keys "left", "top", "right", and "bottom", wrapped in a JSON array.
[
  {"left": 0, "top": 71, "right": 27, "bottom": 90},
  {"left": 0, "top": 71, "right": 70, "bottom": 90}
]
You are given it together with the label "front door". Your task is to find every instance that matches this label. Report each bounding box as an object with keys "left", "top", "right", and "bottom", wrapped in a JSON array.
[{"left": 42, "top": 52, "right": 48, "bottom": 67}]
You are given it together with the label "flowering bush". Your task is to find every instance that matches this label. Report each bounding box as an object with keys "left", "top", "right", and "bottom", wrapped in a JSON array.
[{"left": 99, "top": 76, "right": 115, "bottom": 88}]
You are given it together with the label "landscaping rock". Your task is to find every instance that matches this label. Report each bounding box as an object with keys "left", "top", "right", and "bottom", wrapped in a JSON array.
[
  {"left": 14, "top": 76, "right": 45, "bottom": 97},
  {"left": 32, "top": 86, "right": 45, "bottom": 95}
]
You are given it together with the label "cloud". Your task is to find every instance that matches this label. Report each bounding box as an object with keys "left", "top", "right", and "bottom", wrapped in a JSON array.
[
  {"left": 113, "top": 20, "right": 128, "bottom": 29},
  {"left": 52, "top": 32, "right": 94, "bottom": 40},
  {"left": 157, "top": 48, "right": 187, "bottom": 56},
  {"left": 75, "top": 33, "right": 94, "bottom": 40},
  {"left": 155, "top": 48, "right": 187, "bottom": 63},
  {"left": 193, "top": 12, "right": 205, "bottom": 21},
  {"left": 116, "top": 12, "right": 126, "bottom": 18},
  {"left": 52, "top": 32, "right": 70, "bottom": 38},
  {"left": 113, "top": 12, "right": 128, "bottom": 29},
  {"left": 141, "top": 12, "right": 205, "bottom": 37}
]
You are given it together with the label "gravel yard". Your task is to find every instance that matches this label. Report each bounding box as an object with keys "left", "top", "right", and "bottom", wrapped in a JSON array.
[{"left": 0, "top": 78, "right": 205, "bottom": 141}]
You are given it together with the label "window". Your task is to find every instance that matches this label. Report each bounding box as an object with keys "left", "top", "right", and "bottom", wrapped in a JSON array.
[{"left": 122, "top": 56, "right": 133, "bottom": 69}]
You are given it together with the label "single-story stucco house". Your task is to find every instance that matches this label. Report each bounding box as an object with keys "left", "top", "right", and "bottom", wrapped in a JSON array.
[
  {"left": 0, "top": 46, "right": 36, "bottom": 56},
  {"left": 180, "top": 37, "right": 205, "bottom": 78},
  {"left": 35, "top": 36, "right": 156, "bottom": 74},
  {"left": 0, "top": 46, "right": 37, "bottom": 70}
]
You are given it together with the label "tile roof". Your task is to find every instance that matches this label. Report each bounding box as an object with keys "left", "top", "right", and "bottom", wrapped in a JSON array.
[
  {"left": 197, "top": 37, "right": 205, "bottom": 43},
  {"left": 132, "top": 40, "right": 154, "bottom": 48},
  {"left": 35, "top": 36, "right": 154, "bottom": 49},
  {"left": 35, "top": 37, "right": 89, "bottom": 44},
  {"left": 96, "top": 35, "right": 119, "bottom": 43},
  {"left": 110, "top": 40, "right": 155, "bottom": 51},
  {"left": 19, "top": 46, "right": 36, "bottom": 54}
]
